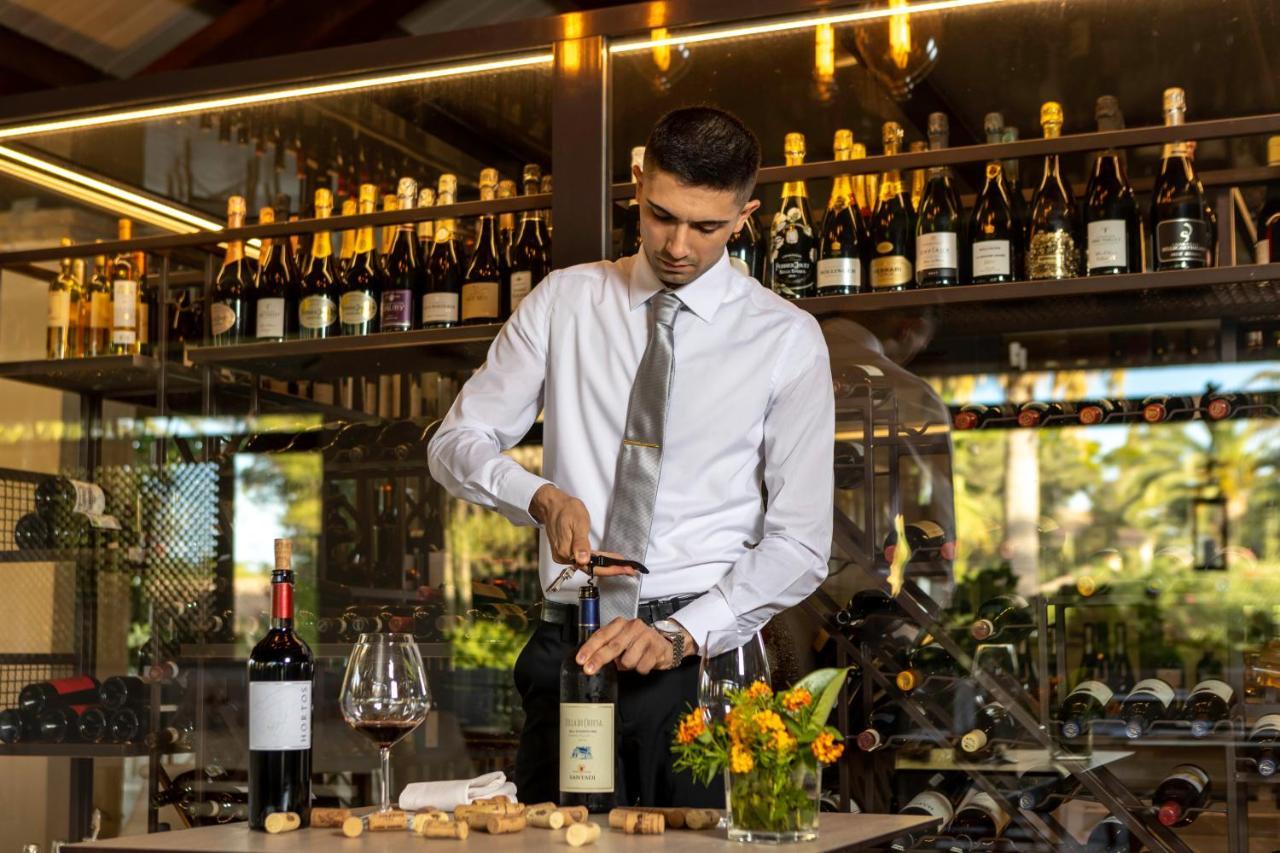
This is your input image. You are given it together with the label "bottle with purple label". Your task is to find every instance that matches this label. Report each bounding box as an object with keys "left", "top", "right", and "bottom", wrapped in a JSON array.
[{"left": 380, "top": 177, "right": 421, "bottom": 333}]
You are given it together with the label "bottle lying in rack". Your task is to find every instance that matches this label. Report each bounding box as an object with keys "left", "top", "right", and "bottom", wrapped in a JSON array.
[
  {"left": 1119, "top": 677, "right": 1177, "bottom": 738},
  {"left": 890, "top": 773, "right": 967, "bottom": 851},
  {"left": 1016, "top": 401, "right": 1069, "bottom": 428},
  {"left": 952, "top": 403, "right": 1014, "bottom": 431},
  {"left": 950, "top": 786, "right": 1011, "bottom": 840},
  {"left": 970, "top": 593, "right": 1034, "bottom": 642},
  {"left": 1246, "top": 714, "right": 1280, "bottom": 777},
  {"left": 855, "top": 701, "right": 911, "bottom": 752},
  {"left": 833, "top": 588, "right": 908, "bottom": 641},
  {"left": 1077, "top": 399, "right": 1128, "bottom": 425},
  {"left": 1181, "top": 677, "right": 1234, "bottom": 737},
  {"left": 1059, "top": 679, "right": 1114, "bottom": 739},
  {"left": 896, "top": 632, "right": 963, "bottom": 695},
  {"left": 18, "top": 675, "right": 100, "bottom": 714},
  {"left": 1141, "top": 394, "right": 1196, "bottom": 423},
  {"left": 882, "top": 520, "right": 956, "bottom": 563},
  {"left": 1152, "top": 763, "right": 1211, "bottom": 827},
  {"left": 956, "top": 700, "right": 1013, "bottom": 761},
  {"left": 1015, "top": 764, "right": 1080, "bottom": 813},
  {"left": 1086, "top": 815, "right": 1141, "bottom": 853}
]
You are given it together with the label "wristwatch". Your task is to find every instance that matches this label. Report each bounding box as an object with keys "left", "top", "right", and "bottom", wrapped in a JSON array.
[{"left": 652, "top": 620, "right": 686, "bottom": 668}]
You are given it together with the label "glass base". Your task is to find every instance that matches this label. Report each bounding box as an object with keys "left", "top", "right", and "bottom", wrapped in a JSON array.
[{"left": 728, "top": 827, "right": 818, "bottom": 844}]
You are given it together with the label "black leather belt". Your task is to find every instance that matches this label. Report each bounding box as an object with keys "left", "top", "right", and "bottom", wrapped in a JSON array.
[{"left": 541, "top": 594, "right": 700, "bottom": 627}]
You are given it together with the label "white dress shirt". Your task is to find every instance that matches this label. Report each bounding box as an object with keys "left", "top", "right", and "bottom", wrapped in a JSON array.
[{"left": 427, "top": 250, "right": 834, "bottom": 654}]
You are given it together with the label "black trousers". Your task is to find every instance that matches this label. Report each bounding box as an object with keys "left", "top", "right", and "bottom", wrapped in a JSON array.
[{"left": 512, "top": 619, "right": 724, "bottom": 808}]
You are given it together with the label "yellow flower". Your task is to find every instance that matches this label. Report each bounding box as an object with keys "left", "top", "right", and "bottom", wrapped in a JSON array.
[
  {"left": 676, "top": 709, "right": 706, "bottom": 745},
  {"left": 746, "top": 680, "right": 773, "bottom": 701},
  {"left": 730, "top": 743, "right": 756, "bottom": 774},
  {"left": 727, "top": 709, "right": 748, "bottom": 744},
  {"left": 782, "top": 687, "right": 813, "bottom": 713},
  {"left": 752, "top": 710, "right": 785, "bottom": 733},
  {"left": 771, "top": 730, "right": 796, "bottom": 754},
  {"left": 811, "top": 731, "right": 844, "bottom": 764}
]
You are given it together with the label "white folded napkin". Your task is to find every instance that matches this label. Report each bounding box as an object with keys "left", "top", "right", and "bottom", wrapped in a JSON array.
[{"left": 398, "top": 771, "right": 518, "bottom": 812}]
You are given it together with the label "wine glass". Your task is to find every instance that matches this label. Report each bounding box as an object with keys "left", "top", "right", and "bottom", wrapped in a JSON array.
[
  {"left": 698, "top": 629, "right": 771, "bottom": 828},
  {"left": 340, "top": 634, "right": 432, "bottom": 812}
]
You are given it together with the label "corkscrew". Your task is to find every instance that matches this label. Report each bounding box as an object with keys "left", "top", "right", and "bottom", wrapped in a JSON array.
[{"left": 546, "top": 553, "right": 648, "bottom": 594}]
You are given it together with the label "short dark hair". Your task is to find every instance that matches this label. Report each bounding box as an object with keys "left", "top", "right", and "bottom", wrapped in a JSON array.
[{"left": 644, "top": 106, "right": 760, "bottom": 200}]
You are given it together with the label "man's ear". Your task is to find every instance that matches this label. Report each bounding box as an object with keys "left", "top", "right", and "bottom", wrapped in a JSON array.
[
  {"left": 632, "top": 164, "right": 644, "bottom": 201},
  {"left": 735, "top": 198, "right": 762, "bottom": 231}
]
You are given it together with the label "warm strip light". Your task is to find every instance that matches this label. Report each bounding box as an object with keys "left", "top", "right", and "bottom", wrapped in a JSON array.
[
  {"left": 0, "top": 52, "right": 553, "bottom": 141},
  {"left": 610, "top": 0, "right": 1017, "bottom": 53}
]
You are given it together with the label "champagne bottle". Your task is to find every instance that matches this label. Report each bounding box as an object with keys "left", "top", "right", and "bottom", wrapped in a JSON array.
[
  {"left": 620, "top": 145, "right": 645, "bottom": 258},
  {"left": 851, "top": 142, "right": 873, "bottom": 221},
  {"left": 462, "top": 168, "right": 506, "bottom": 324},
  {"left": 248, "top": 540, "right": 314, "bottom": 830},
  {"left": 816, "top": 129, "right": 865, "bottom": 295},
  {"left": 1151, "top": 87, "right": 1211, "bottom": 270},
  {"left": 340, "top": 184, "right": 381, "bottom": 336},
  {"left": 1257, "top": 136, "right": 1280, "bottom": 263},
  {"left": 211, "top": 199, "right": 253, "bottom": 345},
  {"left": 423, "top": 175, "right": 462, "bottom": 328},
  {"left": 297, "top": 188, "right": 340, "bottom": 339},
  {"left": 1182, "top": 678, "right": 1234, "bottom": 738},
  {"left": 379, "top": 193, "right": 398, "bottom": 257},
  {"left": 85, "top": 244, "right": 111, "bottom": 357},
  {"left": 47, "top": 238, "right": 75, "bottom": 360},
  {"left": 541, "top": 172, "right": 554, "bottom": 239},
  {"left": 916, "top": 113, "right": 962, "bottom": 288},
  {"left": 951, "top": 787, "right": 1010, "bottom": 839},
  {"left": 727, "top": 209, "right": 765, "bottom": 282},
  {"left": 68, "top": 256, "right": 86, "bottom": 358},
  {"left": 1085, "top": 96, "right": 1143, "bottom": 275},
  {"left": 1247, "top": 714, "right": 1280, "bottom": 777},
  {"left": 559, "top": 582, "right": 617, "bottom": 812},
  {"left": 1119, "top": 677, "right": 1176, "bottom": 738},
  {"left": 1060, "top": 679, "right": 1113, "bottom": 739},
  {"left": 509, "top": 168, "right": 550, "bottom": 314},
  {"left": 110, "top": 218, "right": 140, "bottom": 354},
  {"left": 970, "top": 113, "right": 1019, "bottom": 284},
  {"left": 497, "top": 178, "right": 518, "bottom": 263},
  {"left": 908, "top": 140, "right": 927, "bottom": 213},
  {"left": 254, "top": 206, "right": 298, "bottom": 342},
  {"left": 380, "top": 177, "right": 421, "bottom": 333},
  {"left": 869, "top": 122, "right": 915, "bottom": 291},
  {"left": 768, "top": 132, "right": 818, "bottom": 298},
  {"left": 1027, "top": 102, "right": 1081, "bottom": 280},
  {"left": 416, "top": 186, "right": 436, "bottom": 266},
  {"left": 1001, "top": 124, "right": 1029, "bottom": 241},
  {"left": 970, "top": 593, "right": 1032, "bottom": 642},
  {"left": 1152, "top": 764, "right": 1210, "bottom": 827},
  {"left": 338, "top": 197, "right": 357, "bottom": 275}
]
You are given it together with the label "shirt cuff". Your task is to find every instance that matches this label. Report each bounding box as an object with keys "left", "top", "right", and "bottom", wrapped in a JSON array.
[
  {"left": 671, "top": 589, "right": 737, "bottom": 657},
  {"left": 494, "top": 464, "right": 554, "bottom": 527}
]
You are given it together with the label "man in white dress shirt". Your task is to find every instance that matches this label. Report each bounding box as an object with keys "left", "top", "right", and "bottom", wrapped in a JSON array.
[{"left": 428, "top": 107, "right": 834, "bottom": 806}]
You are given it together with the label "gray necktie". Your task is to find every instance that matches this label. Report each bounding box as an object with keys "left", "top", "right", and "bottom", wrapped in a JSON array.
[{"left": 598, "top": 290, "right": 683, "bottom": 625}]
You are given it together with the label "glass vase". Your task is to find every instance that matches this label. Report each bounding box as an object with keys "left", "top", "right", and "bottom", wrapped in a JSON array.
[{"left": 727, "top": 752, "right": 820, "bottom": 843}]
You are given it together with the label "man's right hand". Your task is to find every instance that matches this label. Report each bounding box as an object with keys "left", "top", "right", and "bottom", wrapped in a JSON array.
[{"left": 530, "top": 484, "right": 593, "bottom": 567}]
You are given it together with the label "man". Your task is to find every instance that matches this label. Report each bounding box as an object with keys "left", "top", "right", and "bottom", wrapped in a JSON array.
[{"left": 427, "top": 107, "right": 834, "bottom": 806}]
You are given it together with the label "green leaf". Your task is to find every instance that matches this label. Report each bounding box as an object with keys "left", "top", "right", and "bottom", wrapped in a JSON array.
[{"left": 794, "top": 667, "right": 852, "bottom": 728}]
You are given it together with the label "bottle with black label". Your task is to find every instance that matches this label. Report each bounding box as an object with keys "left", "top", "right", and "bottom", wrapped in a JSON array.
[
  {"left": 1060, "top": 679, "right": 1113, "bottom": 739},
  {"left": 1153, "top": 764, "right": 1210, "bottom": 827},
  {"left": 916, "top": 113, "right": 962, "bottom": 288},
  {"left": 339, "top": 184, "right": 381, "bottom": 336},
  {"left": 1001, "top": 124, "right": 1029, "bottom": 247},
  {"left": 1027, "top": 102, "right": 1081, "bottom": 280},
  {"left": 211, "top": 198, "right": 253, "bottom": 345},
  {"left": 1182, "top": 678, "right": 1234, "bottom": 738},
  {"left": 380, "top": 177, "right": 421, "bottom": 333},
  {"left": 1151, "top": 87, "right": 1211, "bottom": 270},
  {"left": 297, "top": 188, "right": 340, "bottom": 339},
  {"left": 509, "top": 166, "right": 550, "bottom": 315},
  {"left": 1119, "top": 677, "right": 1177, "bottom": 738},
  {"left": 620, "top": 146, "right": 645, "bottom": 258},
  {"left": 1257, "top": 136, "right": 1280, "bottom": 264},
  {"left": 423, "top": 175, "right": 462, "bottom": 328},
  {"left": 869, "top": 122, "right": 914, "bottom": 291},
  {"left": 560, "top": 581, "right": 617, "bottom": 812},
  {"left": 1085, "top": 96, "right": 1143, "bottom": 275},
  {"left": 1247, "top": 714, "right": 1280, "bottom": 776},
  {"left": 254, "top": 205, "right": 298, "bottom": 342},
  {"left": 727, "top": 209, "right": 765, "bottom": 282},
  {"left": 462, "top": 168, "right": 507, "bottom": 324},
  {"left": 768, "top": 132, "right": 817, "bottom": 298},
  {"left": 969, "top": 112, "right": 1019, "bottom": 284},
  {"left": 816, "top": 129, "right": 865, "bottom": 295}
]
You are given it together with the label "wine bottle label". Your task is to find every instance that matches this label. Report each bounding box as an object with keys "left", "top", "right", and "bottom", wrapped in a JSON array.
[
  {"left": 559, "top": 702, "right": 614, "bottom": 792},
  {"left": 728, "top": 256, "right": 751, "bottom": 276},
  {"left": 1087, "top": 219, "right": 1128, "bottom": 270},
  {"left": 1167, "top": 765, "right": 1209, "bottom": 793},
  {"left": 972, "top": 240, "right": 1012, "bottom": 278},
  {"left": 422, "top": 293, "right": 460, "bottom": 325},
  {"left": 339, "top": 292, "right": 377, "bottom": 324},
  {"left": 255, "top": 298, "right": 286, "bottom": 338},
  {"left": 1027, "top": 231, "right": 1080, "bottom": 279},
  {"left": 1069, "top": 680, "right": 1114, "bottom": 706},
  {"left": 1130, "top": 678, "right": 1175, "bottom": 708},
  {"left": 1259, "top": 238, "right": 1271, "bottom": 265},
  {"left": 870, "top": 256, "right": 912, "bottom": 289},
  {"left": 111, "top": 280, "right": 138, "bottom": 341},
  {"left": 1253, "top": 714, "right": 1280, "bottom": 738},
  {"left": 68, "top": 480, "right": 107, "bottom": 516},
  {"left": 380, "top": 289, "right": 413, "bottom": 330},
  {"left": 461, "top": 281, "right": 499, "bottom": 321},
  {"left": 1156, "top": 218, "right": 1210, "bottom": 266},
  {"left": 917, "top": 232, "right": 958, "bottom": 273},
  {"left": 90, "top": 293, "right": 111, "bottom": 329},
  {"left": 817, "top": 257, "right": 860, "bottom": 291},
  {"left": 299, "top": 295, "right": 336, "bottom": 329},
  {"left": 958, "top": 791, "right": 1010, "bottom": 833},
  {"left": 249, "top": 681, "right": 312, "bottom": 751},
  {"left": 48, "top": 290, "right": 71, "bottom": 330},
  {"left": 903, "top": 791, "right": 954, "bottom": 828},
  {"left": 210, "top": 302, "right": 237, "bottom": 335},
  {"left": 1188, "top": 679, "right": 1233, "bottom": 703},
  {"left": 510, "top": 271, "right": 533, "bottom": 311}
]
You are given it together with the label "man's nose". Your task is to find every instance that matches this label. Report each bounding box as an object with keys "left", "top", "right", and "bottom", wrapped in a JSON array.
[{"left": 666, "top": 223, "right": 692, "bottom": 259}]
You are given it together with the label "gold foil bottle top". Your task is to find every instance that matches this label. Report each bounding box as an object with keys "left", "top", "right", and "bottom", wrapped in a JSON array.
[
  {"left": 274, "top": 538, "right": 292, "bottom": 571},
  {"left": 358, "top": 183, "right": 377, "bottom": 205},
  {"left": 226, "top": 196, "right": 246, "bottom": 217},
  {"left": 314, "top": 187, "right": 333, "bottom": 214},
  {"left": 630, "top": 146, "right": 646, "bottom": 170},
  {"left": 1163, "top": 86, "right": 1187, "bottom": 114},
  {"left": 1095, "top": 95, "right": 1123, "bottom": 128},
  {"left": 983, "top": 112, "right": 1005, "bottom": 142},
  {"left": 117, "top": 218, "right": 133, "bottom": 240},
  {"left": 497, "top": 179, "right": 516, "bottom": 199},
  {"left": 396, "top": 177, "right": 418, "bottom": 206},
  {"left": 1269, "top": 136, "right": 1280, "bottom": 167},
  {"left": 832, "top": 129, "right": 854, "bottom": 157},
  {"left": 438, "top": 174, "right": 458, "bottom": 196},
  {"left": 522, "top": 163, "right": 542, "bottom": 184},
  {"left": 341, "top": 198, "right": 357, "bottom": 217},
  {"left": 479, "top": 167, "right": 499, "bottom": 189},
  {"left": 540, "top": 174, "right": 553, "bottom": 193},
  {"left": 927, "top": 112, "right": 949, "bottom": 148},
  {"left": 382, "top": 194, "right": 397, "bottom": 212},
  {"left": 60, "top": 236, "right": 72, "bottom": 248},
  {"left": 882, "top": 122, "right": 904, "bottom": 149},
  {"left": 783, "top": 132, "right": 806, "bottom": 158},
  {"left": 259, "top": 206, "right": 275, "bottom": 225},
  {"left": 1039, "top": 101, "right": 1064, "bottom": 128},
  {"left": 851, "top": 142, "right": 867, "bottom": 159},
  {"left": 417, "top": 187, "right": 435, "bottom": 208},
  {"left": 909, "top": 140, "right": 927, "bottom": 154}
]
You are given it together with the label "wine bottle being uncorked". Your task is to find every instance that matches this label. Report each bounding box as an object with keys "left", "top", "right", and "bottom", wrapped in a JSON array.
[{"left": 559, "top": 582, "right": 617, "bottom": 812}]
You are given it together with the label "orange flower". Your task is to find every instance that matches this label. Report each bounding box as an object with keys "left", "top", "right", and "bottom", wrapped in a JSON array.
[
  {"left": 752, "top": 709, "right": 785, "bottom": 734},
  {"left": 727, "top": 709, "right": 748, "bottom": 744},
  {"left": 746, "top": 680, "right": 773, "bottom": 701},
  {"left": 782, "top": 687, "right": 813, "bottom": 713},
  {"left": 771, "top": 730, "right": 796, "bottom": 754},
  {"left": 730, "top": 743, "right": 755, "bottom": 774},
  {"left": 676, "top": 709, "right": 706, "bottom": 745},
  {"left": 811, "top": 731, "right": 844, "bottom": 764}
]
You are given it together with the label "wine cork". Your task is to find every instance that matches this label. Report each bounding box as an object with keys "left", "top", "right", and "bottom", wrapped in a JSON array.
[
  {"left": 525, "top": 802, "right": 558, "bottom": 815},
  {"left": 483, "top": 814, "right": 527, "bottom": 834},
  {"left": 560, "top": 805, "right": 589, "bottom": 825},
  {"left": 411, "top": 812, "right": 451, "bottom": 833},
  {"left": 264, "top": 812, "right": 300, "bottom": 834},
  {"left": 684, "top": 809, "right": 720, "bottom": 830},
  {"left": 527, "top": 809, "right": 565, "bottom": 829},
  {"left": 630, "top": 807, "right": 684, "bottom": 828},
  {"left": 368, "top": 810, "right": 409, "bottom": 831},
  {"left": 474, "top": 794, "right": 511, "bottom": 805},
  {"left": 310, "top": 807, "right": 350, "bottom": 828},
  {"left": 274, "top": 538, "right": 292, "bottom": 570},
  {"left": 342, "top": 816, "right": 365, "bottom": 838},
  {"left": 420, "top": 820, "right": 469, "bottom": 840},
  {"left": 566, "top": 821, "right": 602, "bottom": 847},
  {"left": 464, "top": 812, "right": 495, "bottom": 831},
  {"left": 608, "top": 809, "right": 664, "bottom": 834}
]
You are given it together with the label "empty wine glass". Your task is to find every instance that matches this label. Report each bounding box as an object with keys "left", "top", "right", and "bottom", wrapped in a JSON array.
[
  {"left": 340, "top": 633, "right": 432, "bottom": 812},
  {"left": 698, "top": 629, "right": 771, "bottom": 828}
]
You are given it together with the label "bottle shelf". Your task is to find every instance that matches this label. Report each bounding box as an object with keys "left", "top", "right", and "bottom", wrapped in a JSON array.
[
  {"left": 0, "top": 548, "right": 96, "bottom": 564},
  {"left": 0, "top": 354, "right": 204, "bottom": 398},
  {"left": 0, "top": 741, "right": 179, "bottom": 758},
  {"left": 894, "top": 747, "right": 1134, "bottom": 774}
]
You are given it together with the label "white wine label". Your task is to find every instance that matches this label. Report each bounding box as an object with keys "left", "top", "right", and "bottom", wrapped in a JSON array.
[
  {"left": 423, "top": 293, "right": 459, "bottom": 325},
  {"left": 339, "top": 292, "right": 377, "bottom": 325},
  {"left": 210, "top": 302, "right": 237, "bottom": 335},
  {"left": 1259, "top": 238, "right": 1271, "bottom": 265},
  {"left": 1188, "top": 679, "right": 1233, "bottom": 703},
  {"left": 70, "top": 480, "right": 107, "bottom": 516},
  {"left": 1252, "top": 714, "right": 1280, "bottom": 736},
  {"left": 1167, "top": 765, "right": 1209, "bottom": 793},
  {"left": 870, "top": 255, "right": 912, "bottom": 289},
  {"left": 1087, "top": 219, "right": 1129, "bottom": 270},
  {"left": 256, "top": 298, "right": 286, "bottom": 338},
  {"left": 299, "top": 296, "right": 336, "bottom": 329},
  {"left": 1131, "top": 678, "right": 1175, "bottom": 708},
  {"left": 560, "top": 702, "right": 614, "bottom": 792},
  {"left": 1070, "top": 680, "right": 1115, "bottom": 706},
  {"left": 510, "top": 271, "right": 533, "bottom": 311},
  {"left": 904, "top": 790, "right": 954, "bottom": 828},
  {"left": 915, "top": 520, "right": 945, "bottom": 538},
  {"left": 249, "top": 681, "right": 312, "bottom": 751},
  {"left": 85, "top": 512, "right": 122, "bottom": 530},
  {"left": 1156, "top": 218, "right": 1210, "bottom": 265},
  {"left": 112, "top": 279, "right": 138, "bottom": 328},
  {"left": 917, "top": 232, "right": 959, "bottom": 272},
  {"left": 817, "top": 257, "right": 860, "bottom": 291},
  {"left": 958, "top": 791, "right": 1009, "bottom": 833},
  {"left": 90, "top": 293, "right": 111, "bottom": 329},
  {"left": 48, "top": 289, "right": 71, "bottom": 329},
  {"left": 728, "top": 256, "right": 750, "bottom": 276},
  {"left": 461, "top": 281, "right": 500, "bottom": 321}
]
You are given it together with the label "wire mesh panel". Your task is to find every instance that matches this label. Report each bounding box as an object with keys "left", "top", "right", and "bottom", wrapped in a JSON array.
[{"left": 0, "top": 655, "right": 76, "bottom": 708}]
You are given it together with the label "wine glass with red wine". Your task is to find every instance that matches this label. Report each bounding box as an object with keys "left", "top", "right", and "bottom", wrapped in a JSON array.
[{"left": 339, "top": 633, "right": 432, "bottom": 812}]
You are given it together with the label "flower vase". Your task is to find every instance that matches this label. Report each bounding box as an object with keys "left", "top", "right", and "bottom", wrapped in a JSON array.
[{"left": 727, "top": 752, "right": 820, "bottom": 843}]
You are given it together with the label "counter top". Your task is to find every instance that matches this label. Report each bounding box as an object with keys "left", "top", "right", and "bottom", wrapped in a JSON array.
[{"left": 68, "top": 814, "right": 937, "bottom": 853}]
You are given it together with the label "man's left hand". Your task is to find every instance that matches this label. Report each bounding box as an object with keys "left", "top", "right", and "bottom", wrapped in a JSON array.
[{"left": 578, "top": 618, "right": 695, "bottom": 675}]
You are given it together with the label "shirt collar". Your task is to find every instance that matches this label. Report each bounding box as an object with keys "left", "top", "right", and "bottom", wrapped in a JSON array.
[{"left": 628, "top": 250, "right": 732, "bottom": 323}]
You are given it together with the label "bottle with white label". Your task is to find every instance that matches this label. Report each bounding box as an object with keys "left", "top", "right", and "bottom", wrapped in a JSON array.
[
  {"left": 423, "top": 175, "right": 462, "bottom": 328},
  {"left": 915, "top": 112, "right": 962, "bottom": 288},
  {"left": 248, "top": 539, "right": 313, "bottom": 830},
  {"left": 816, "top": 129, "right": 866, "bottom": 295},
  {"left": 559, "top": 582, "right": 616, "bottom": 812},
  {"left": 1119, "top": 677, "right": 1177, "bottom": 738},
  {"left": 47, "top": 238, "right": 75, "bottom": 360},
  {"left": 85, "top": 246, "right": 112, "bottom": 357},
  {"left": 461, "top": 168, "right": 506, "bottom": 325},
  {"left": 1257, "top": 136, "right": 1280, "bottom": 264},
  {"left": 869, "top": 122, "right": 915, "bottom": 291},
  {"left": 508, "top": 166, "right": 550, "bottom": 315},
  {"left": 1151, "top": 87, "right": 1211, "bottom": 270},
  {"left": 890, "top": 773, "right": 963, "bottom": 851},
  {"left": 1059, "top": 679, "right": 1114, "bottom": 739},
  {"left": 1247, "top": 714, "right": 1280, "bottom": 776},
  {"left": 951, "top": 787, "right": 1010, "bottom": 839},
  {"left": 1085, "top": 95, "right": 1142, "bottom": 275},
  {"left": 254, "top": 205, "right": 298, "bottom": 342},
  {"left": 970, "top": 115, "right": 1020, "bottom": 285},
  {"left": 110, "top": 218, "right": 140, "bottom": 354},
  {"left": 340, "top": 184, "right": 382, "bottom": 336},
  {"left": 211, "top": 200, "right": 254, "bottom": 346},
  {"left": 1182, "top": 678, "right": 1234, "bottom": 738},
  {"left": 298, "top": 188, "right": 340, "bottom": 339}
]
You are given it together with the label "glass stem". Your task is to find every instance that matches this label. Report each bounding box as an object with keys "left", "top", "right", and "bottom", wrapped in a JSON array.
[{"left": 380, "top": 746, "right": 392, "bottom": 812}]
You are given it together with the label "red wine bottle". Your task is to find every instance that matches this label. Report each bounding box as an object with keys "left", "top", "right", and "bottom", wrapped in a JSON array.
[
  {"left": 0, "top": 708, "right": 37, "bottom": 743},
  {"left": 951, "top": 787, "right": 1010, "bottom": 839},
  {"left": 559, "top": 583, "right": 617, "bottom": 812},
  {"left": 1087, "top": 815, "right": 1141, "bottom": 853},
  {"left": 1120, "top": 677, "right": 1176, "bottom": 739},
  {"left": 970, "top": 594, "right": 1033, "bottom": 642},
  {"left": 856, "top": 702, "right": 909, "bottom": 752},
  {"left": 38, "top": 704, "right": 95, "bottom": 743},
  {"left": 952, "top": 403, "right": 1013, "bottom": 431},
  {"left": 957, "top": 701, "right": 1012, "bottom": 761},
  {"left": 1247, "top": 714, "right": 1280, "bottom": 777},
  {"left": 1017, "top": 401, "right": 1067, "bottom": 428},
  {"left": 248, "top": 539, "right": 314, "bottom": 830},
  {"left": 77, "top": 706, "right": 112, "bottom": 743},
  {"left": 1142, "top": 394, "right": 1196, "bottom": 423},
  {"left": 1182, "top": 678, "right": 1234, "bottom": 738},
  {"left": 18, "top": 675, "right": 100, "bottom": 714},
  {"left": 1153, "top": 764, "right": 1210, "bottom": 827},
  {"left": 1059, "top": 679, "right": 1113, "bottom": 739}
]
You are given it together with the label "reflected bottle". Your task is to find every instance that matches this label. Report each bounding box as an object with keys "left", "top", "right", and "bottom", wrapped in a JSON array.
[
  {"left": 254, "top": 206, "right": 298, "bottom": 342},
  {"left": 211, "top": 200, "right": 253, "bottom": 345},
  {"left": 47, "top": 238, "right": 75, "bottom": 359},
  {"left": 1001, "top": 125, "right": 1029, "bottom": 246},
  {"left": 1085, "top": 96, "right": 1143, "bottom": 275},
  {"left": 110, "top": 218, "right": 140, "bottom": 354},
  {"left": 1257, "top": 136, "right": 1280, "bottom": 263},
  {"left": 816, "top": 129, "right": 865, "bottom": 295},
  {"left": 339, "top": 183, "right": 381, "bottom": 336},
  {"left": 1151, "top": 87, "right": 1211, "bottom": 270},
  {"left": 423, "top": 175, "right": 463, "bottom": 328},
  {"left": 916, "top": 113, "right": 962, "bottom": 288},
  {"left": 1027, "top": 102, "right": 1080, "bottom": 280},
  {"left": 85, "top": 245, "right": 112, "bottom": 357},
  {"left": 497, "top": 178, "right": 518, "bottom": 264},
  {"left": 380, "top": 177, "right": 421, "bottom": 333},
  {"left": 768, "top": 132, "right": 817, "bottom": 299},
  {"left": 509, "top": 168, "right": 550, "bottom": 315},
  {"left": 298, "top": 188, "right": 340, "bottom": 339},
  {"left": 415, "top": 187, "right": 436, "bottom": 270},
  {"left": 619, "top": 146, "right": 645, "bottom": 258},
  {"left": 869, "top": 122, "right": 915, "bottom": 292},
  {"left": 727, "top": 209, "right": 765, "bottom": 282},
  {"left": 461, "top": 168, "right": 506, "bottom": 325}
]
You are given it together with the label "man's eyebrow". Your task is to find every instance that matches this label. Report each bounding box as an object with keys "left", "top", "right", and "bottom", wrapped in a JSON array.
[{"left": 646, "top": 200, "right": 732, "bottom": 227}]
